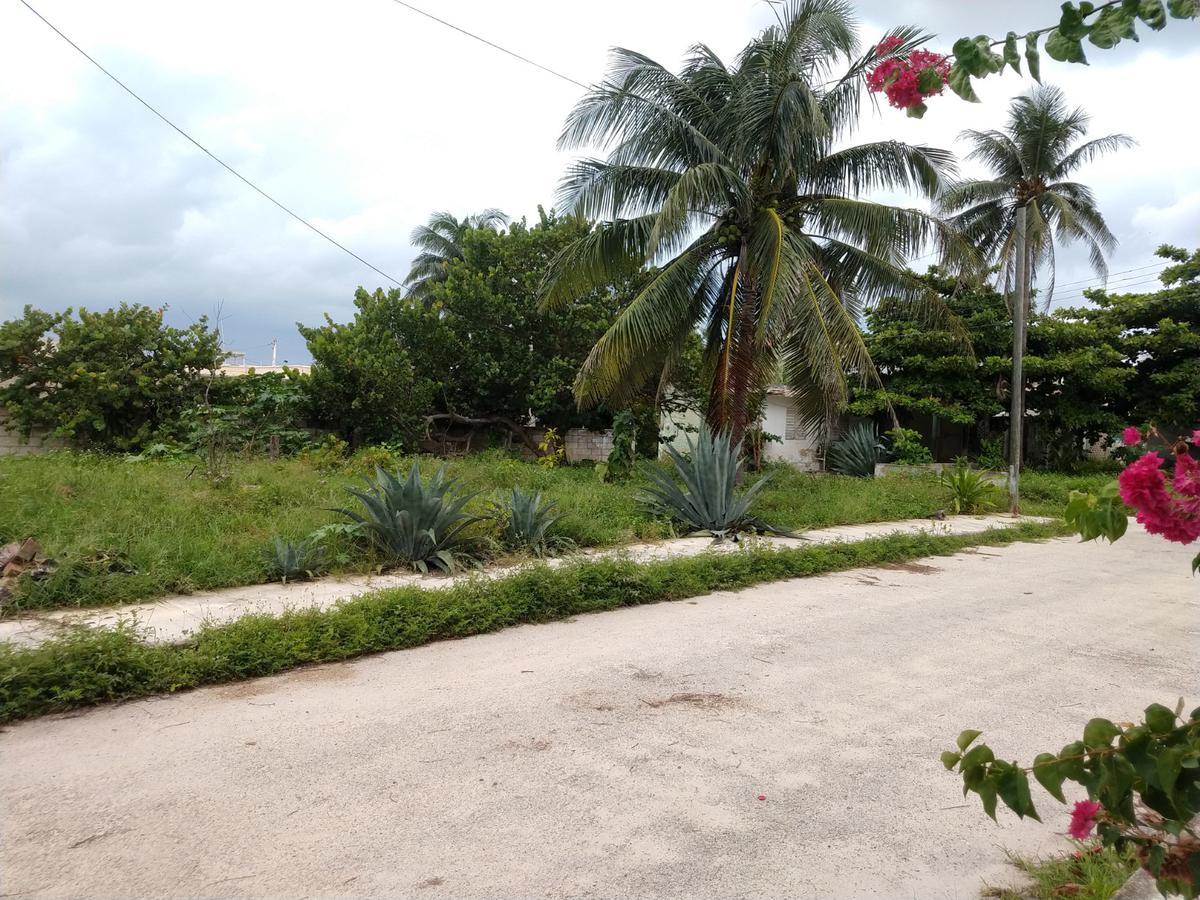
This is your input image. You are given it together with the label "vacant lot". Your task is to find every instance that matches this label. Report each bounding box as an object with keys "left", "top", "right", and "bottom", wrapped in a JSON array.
[
  {"left": 1, "top": 526, "right": 1192, "bottom": 898},
  {"left": 0, "top": 450, "right": 1109, "bottom": 611}
]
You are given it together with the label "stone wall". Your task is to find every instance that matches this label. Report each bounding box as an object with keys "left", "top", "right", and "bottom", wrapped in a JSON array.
[
  {"left": 0, "top": 409, "right": 67, "bottom": 456},
  {"left": 524, "top": 427, "right": 614, "bottom": 464}
]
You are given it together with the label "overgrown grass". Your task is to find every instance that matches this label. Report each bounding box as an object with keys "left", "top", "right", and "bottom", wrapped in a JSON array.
[
  {"left": 0, "top": 449, "right": 1096, "bottom": 612},
  {"left": 0, "top": 520, "right": 1065, "bottom": 723},
  {"left": 984, "top": 844, "right": 1138, "bottom": 899}
]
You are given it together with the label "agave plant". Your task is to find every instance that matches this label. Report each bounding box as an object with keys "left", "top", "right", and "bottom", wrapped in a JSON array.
[
  {"left": 939, "top": 458, "right": 999, "bottom": 514},
  {"left": 337, "top": 464, "right": 483, "bottom": 574},
  {"left": 493, "top": 487, "right": 575, "bottom": 557},
  {"left": 264, "top": 537, "right": 328, "bottom": 584},
  {"left": 826, "top": 423, "right": 884, "bottom": 477},
  {"left": 641, "top": 426, "right": 789, "bottom": 542}
]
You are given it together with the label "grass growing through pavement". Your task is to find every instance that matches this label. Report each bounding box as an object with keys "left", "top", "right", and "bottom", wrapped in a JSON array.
[
  {"left": 984, "top": 844, "right": 1138, "bottom": 899},
  {"left": 0, "top": 520, "right": 1066, "bottom": 722},
  {"left": 0, "top": 449, "right": 1102, "bottom": 612}
]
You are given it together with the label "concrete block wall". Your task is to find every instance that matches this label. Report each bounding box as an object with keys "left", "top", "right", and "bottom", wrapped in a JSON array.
[
  {"left": 524, "top": 427, "right": 614, "bottom": 464},
  {"left": 0, "top": 410, "right": 67, "bottom": 456}
]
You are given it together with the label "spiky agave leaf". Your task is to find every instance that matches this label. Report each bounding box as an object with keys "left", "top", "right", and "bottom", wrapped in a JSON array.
[
  {"left": 640, "top": 426, "right": 790, "bottom": 540},
  {"left": 825, "top": 422, "right": 883, "bottom": 477},
  {"left": 336, "top": 462, "right": 484, "bottom": 573}
]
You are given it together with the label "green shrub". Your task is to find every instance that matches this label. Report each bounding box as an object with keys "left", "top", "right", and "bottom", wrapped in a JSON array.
[
  {"left": 264, "top": 537, "right": 328, "bottom": 583},
  {"left": 338, "top": 463, "right": 485, "bottom": 573},
  {"left": 493, "top": 487, "right": 573, "bottom": 556},
  {"left": 885, "top": 427, "right": 933, "bottom": 465},
  {"left": 641, "top": 426, "right": 788, "bottom": 540},
  {"left": 939, "top": 459, "right": 1000, "bottom": 513},
  {"left": 827, "top": 423, "right": 884, "bottom": 477}
]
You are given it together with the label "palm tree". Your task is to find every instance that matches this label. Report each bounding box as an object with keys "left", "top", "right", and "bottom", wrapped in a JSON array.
[
  {"left": 937, "top": 84, "right": 1132, "bottom": 308},
  {"left": 540, "top": 0, "right": 969, "bottom": 443},
  {"left": 404, "top": 209, "right": 509, "bottom": 301}
]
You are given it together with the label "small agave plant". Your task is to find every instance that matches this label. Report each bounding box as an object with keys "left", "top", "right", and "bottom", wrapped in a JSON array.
[
  {"left": 265, "top": 537, "right": 328, "bottom": 584},
  {"left": 641, "top": 426, "right": 790, "bottom": 542},
  {"left": 493, "top": 486, "right": 574, "bottom": 557},
  {"left": 337, "top": 463, "right": 483, "bottom": 574}
]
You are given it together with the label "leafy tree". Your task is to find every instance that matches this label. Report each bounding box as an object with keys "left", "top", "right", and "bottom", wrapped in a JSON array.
[
  {"left": 0, "top": 303, "right": 223, "bottom": 451},
  {"left": 850, "top": 272, "right": 1011, "bottom": 435},
  {"left": 937, "top": 84, "right": 1132, "bottom": 304},
  {"left": 297, "top": 288, "right": 435, "bottom": 448},
  {"left": 400, "top": 209, "right": 630, "bottom": 433},
  {"left": 851, "top": 272, "right": 1130, "bottom": 464},
  {"left": 182, "top": 369, "right": 314, "bottom": 456},
  {"left": 1024, "top": 304, "right": 1130, "bottom": 465},
  {"left": 541, "top": 0, "right": 968, "bottom": 443},
  {"left": 1093, "top": 244, "right": 1200, "bottom": 433},
  {"left": 403, "top": 209, "right": 509, "bottom": 302}
]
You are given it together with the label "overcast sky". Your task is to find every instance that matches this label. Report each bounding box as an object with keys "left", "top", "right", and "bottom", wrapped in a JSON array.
[{"left": 1, "top": 0, "right": 1197, "bottom": 363}]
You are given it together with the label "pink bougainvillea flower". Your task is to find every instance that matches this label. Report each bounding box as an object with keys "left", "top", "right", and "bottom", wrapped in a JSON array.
[
  {"left": 1119, "top": 451, "right": 1200, "bottom": 544},
  {"left": 1068, "top": 800, "right": 1102, "bottom": 839},
  {"left": 875, "top": 35, "right": 904, "bottom": 56},
  {"left": 1191, "top": 429, "right": 1200, "bottom": 445},
  {"left": 1122, "top": 426, "right": 1142, "bottom": 445}
]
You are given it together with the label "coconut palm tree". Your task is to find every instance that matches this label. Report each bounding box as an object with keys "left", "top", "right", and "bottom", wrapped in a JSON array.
[
  {"left": 937, "top": 84, "right": 1132, "bottom": 309},
  {"left": 404, "top": 209, "right": 509, "bottom": 301},
  {"left": 540, "top": 0, "right": 969, "bottom": 442}
]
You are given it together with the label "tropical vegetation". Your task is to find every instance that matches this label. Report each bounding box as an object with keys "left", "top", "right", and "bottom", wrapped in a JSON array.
[{"left": 540, "top": 0, "right": 969, "bottom": 443}]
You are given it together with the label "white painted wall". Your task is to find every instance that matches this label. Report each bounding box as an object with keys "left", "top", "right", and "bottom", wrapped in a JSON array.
[{"left": 761, "top": 394, "right": 820, "bottom": 471}]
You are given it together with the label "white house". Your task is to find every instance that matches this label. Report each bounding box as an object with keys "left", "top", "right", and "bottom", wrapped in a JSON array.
[{"left": 660, "top": 385, "right": 822, "bottom": 471}]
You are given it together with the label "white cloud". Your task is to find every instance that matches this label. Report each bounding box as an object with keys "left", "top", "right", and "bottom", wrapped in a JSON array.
[{"left": 1, "top": 0, "right": 1197, "bottom": 360}]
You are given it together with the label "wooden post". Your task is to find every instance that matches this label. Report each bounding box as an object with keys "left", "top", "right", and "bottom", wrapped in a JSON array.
[{"left": 1007, "top": 205, "right": 1028, "bottom": 516}]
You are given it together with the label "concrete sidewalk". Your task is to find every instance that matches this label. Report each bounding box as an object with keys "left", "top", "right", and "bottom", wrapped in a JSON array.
[
  {"left": 0, "top": 514, "right": 1035, "bottom": 647},
  {"left": 2, "top": 525, "right": 1195, "bottom": 898}
]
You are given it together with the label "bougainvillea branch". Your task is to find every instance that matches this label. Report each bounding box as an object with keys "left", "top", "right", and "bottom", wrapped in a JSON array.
[{"left": 875, "top": 0, "right": 1198, "bottom": 116}]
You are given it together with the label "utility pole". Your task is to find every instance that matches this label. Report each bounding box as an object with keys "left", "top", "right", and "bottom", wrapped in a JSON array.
[{"left": 1007, "top": 205, "right": 1028, "bottom": 516}]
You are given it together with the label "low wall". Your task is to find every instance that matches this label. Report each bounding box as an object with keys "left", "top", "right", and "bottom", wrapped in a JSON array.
[
  {"left": 0, "top": 410, "right": 67, "bottom": 457},
  {"left": 525, "top": 427, "right": 614, "bottom": 464}
]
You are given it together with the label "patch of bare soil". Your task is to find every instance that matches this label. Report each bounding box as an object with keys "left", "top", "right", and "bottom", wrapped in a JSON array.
[{"left": 640, "top": 692, "right": 735, "bottom": 709}]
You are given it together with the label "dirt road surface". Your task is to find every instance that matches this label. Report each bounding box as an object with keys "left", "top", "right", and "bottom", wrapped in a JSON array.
[{"left": 2, "top": 527, "right": 1195, "bottom": 898}]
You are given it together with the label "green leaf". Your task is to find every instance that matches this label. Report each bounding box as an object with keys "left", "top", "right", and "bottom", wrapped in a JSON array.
[
  {"left": 1139, "top": 0, "right": 1169, "bottom": 28},
  {"left": 1158, "top": 746, "right": 1184, "bottom": 800},
  {"left": 1168, "top": 0, "right": 1199, "bottom": 17},
  {"left": 961, "top": 743, "right": 995, "bottom": 770},
  {"left": 1059, "top": 2, "right": 1094, "bottom": 38},
  {"left": 947, "top": 62, "right": 980, "bottom": 102},
  {"left": 1045, "top": 28, "right": 1089, "bottom": 63},
  {"left": 1145, "top": 702, "right": 1177, "bottom": 734},
  {"left": 1032, "top": 752, "right": 1067, "bottom": 802},
  {"left": 1025, "top": 33, "right": 1042, "bottom": 81},
  {"left": 978, "top": 778, "right": 999, "bottom": 820},
  {"left": 905, "top": 101, "right": 928, "bottom": 119},
  {"left": 957, "top": 729, "right": 984, "bottom": 751},
  {"left": 1083, "top": 718, "right": 1121, "bottom": 748},
  {"left": 1191, "top": 550, "right": 1199, "bottom": 574},
  {"left": 942, "top": 750, "right": 962, "bottom": 770},
  {"left": 1003, "top": 32, "right": 1021, "bottom": 73},
  {"left": 997, "top": 765, "right": 1040, "bottom": 820},
  {"left": 1058, "top": 741, "right": 1089, "bottom": 781},
  {"left": 1089, "top": 5, "right": 1138, "bottom": 46}
]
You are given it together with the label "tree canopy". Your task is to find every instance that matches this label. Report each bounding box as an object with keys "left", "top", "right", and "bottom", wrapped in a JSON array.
[{"left": 541, "top": 0, "right": 969, "bottom": 442}]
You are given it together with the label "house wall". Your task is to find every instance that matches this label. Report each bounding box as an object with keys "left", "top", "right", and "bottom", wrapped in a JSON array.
[{"left": 761, "top": 394, "right": 821, "bottom": 471}]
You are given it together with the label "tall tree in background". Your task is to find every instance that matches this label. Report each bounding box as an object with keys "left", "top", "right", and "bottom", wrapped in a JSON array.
[
  {"left": 937, "top": 84, "right": 1132, "bottom": 307},
  {"left": 541, "top": 0, "right": 968, "bottom": 443},
  {"left": 403, "top": 209, "right": 509, "bottom": 301}
]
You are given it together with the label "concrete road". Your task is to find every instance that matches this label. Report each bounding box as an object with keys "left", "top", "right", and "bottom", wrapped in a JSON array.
[{"left": 2, "top": 528, "right": 1196, "bottom": 899}]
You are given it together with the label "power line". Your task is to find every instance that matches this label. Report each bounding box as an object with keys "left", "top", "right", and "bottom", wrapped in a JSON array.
[
  {"left": 385, "top": 0, "right": 590, "bottom": 90},
  {"left": 16, "top": 0, "right": 403, "bottom": 287},
  {"left": 1055, "top": 261, "right": 1166, "bottom": 289}
]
